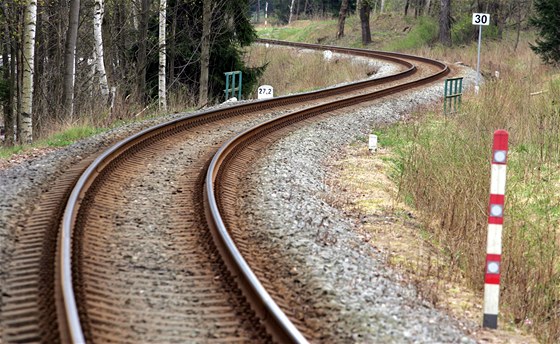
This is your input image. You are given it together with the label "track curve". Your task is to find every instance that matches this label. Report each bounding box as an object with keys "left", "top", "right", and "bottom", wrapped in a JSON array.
[{"left": 1, "top": 39, "right": 450, "bottom": 344}]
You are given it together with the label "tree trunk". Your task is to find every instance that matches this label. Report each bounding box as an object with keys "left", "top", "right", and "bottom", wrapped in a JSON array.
[
  {"left": 514, "top": 0, "right": 522, "bottom": 51},
  {"left": 1, "top": 6, "right": 15, "bottom": 146},
  {"left": 439, "top": 0, "right": 452, "bottom": 46},
  {"left": 21, "top": 0, "right": 37, "bottom": 144},
  {"left": 360, "top": 2, "right": 372, "bottom": 45},
  {"left": 288, "top": 0, "right": 296, "bottom": 24},
  {"left": 132, "top": 0, "right": 140, "bottom": 31},
  {"left": 159, "top": 0, "right": 167, "bottom": 111},
  {"left": 425, "top": 0, "right": 432, "bottom": 15},
  {"left": 257, "top": 0, "right": 260, "bottom": 22},
  {"left": 93, "top": 0, "right": 110, "bottom": 102},
  {"left": 17, "top": 37, "right": 22, "bottom": 142},
  {"left": 405, "top": 0, "right": 410, "bottom": 16},
  {"left": 62, "top": 0, "right": 81, "bottom": 119},
  {"left": 380, "top": 0, "right": 386, "bottom": 13},
  {"left": 137, "top": 0, "right": 149, "bottom": 104},
  {"left": 336, "top": 0, "right": 349, "bottom": 39},
  {"left": 489, "top": 0, "right": 503, "bottom": 39},
  {"left": 198, "top": 0, "right": 211, "bottom": 107},
  {"left": 169, "top": 2, "right": 177, "bottom": 83}
]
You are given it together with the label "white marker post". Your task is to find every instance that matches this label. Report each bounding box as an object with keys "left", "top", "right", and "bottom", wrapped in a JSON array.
[
  {"left": 483, "top": 129, "right": 509, "bottom": 329},
  {"left": 368, "top": 134, "right": 378, "bottom": 152},
  {"left": 257, "top": 85, "right": 274, "bottom": 99},
  {"left": 472, "top": 13, "right": 490, "bottom": 94}
]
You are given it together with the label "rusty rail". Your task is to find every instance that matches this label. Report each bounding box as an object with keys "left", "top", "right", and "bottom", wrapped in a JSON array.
[{"left": 56, "top": 40, "right": 448, "bottom": 343}]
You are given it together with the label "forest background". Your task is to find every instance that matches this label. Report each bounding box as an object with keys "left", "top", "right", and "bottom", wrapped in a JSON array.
[{"left": 0, "top": 0, "right": 547, "bottom": 147}]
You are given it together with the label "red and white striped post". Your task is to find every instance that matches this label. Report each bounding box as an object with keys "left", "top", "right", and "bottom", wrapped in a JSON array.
[{"left": 483, "top": 129, "right": 509, "bottom": 329}]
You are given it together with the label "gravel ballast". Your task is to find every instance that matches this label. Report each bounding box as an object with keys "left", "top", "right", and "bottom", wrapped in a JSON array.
[
  {"left": 0, "top": 52, "right": 478, "bottom": 342},
  {"left": 237, "top": 68, "right": 478, "bottom": 342}
]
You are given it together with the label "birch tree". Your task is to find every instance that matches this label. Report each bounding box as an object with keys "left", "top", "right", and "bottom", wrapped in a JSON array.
[
  {"left": 132, "top": 0, "right": 140, "bottom": 31},
  {"left": 21, "top": 0, "right": 37, "bottom": 143},
  {"left": 93, "top": 0, "right": 110, "bottom": 102},
  {"left": 159, "top": 0, "right": 167, "bottom": 111},
  {"left": 62, "top": 0, "right": 81, "bottom": 119},
  {"left": 288, "top": 0, "right": 296, "bottom": 24}
]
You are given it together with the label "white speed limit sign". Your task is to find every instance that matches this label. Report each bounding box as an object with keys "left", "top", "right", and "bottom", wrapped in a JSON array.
[{"left": 472, "top": 13, "right": 490, "bottom": 26}]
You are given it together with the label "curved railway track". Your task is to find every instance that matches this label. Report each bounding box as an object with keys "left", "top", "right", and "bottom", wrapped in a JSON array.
[{"left": 2, "top": 40, "right": 450, "bottom": 343}]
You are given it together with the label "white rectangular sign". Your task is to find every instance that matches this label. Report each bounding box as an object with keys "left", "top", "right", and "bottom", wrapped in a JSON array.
[
  {"left": 257, "top": 85, "right": 274, "bottom": 99},
  {"left": 472, "top": 13, "right": 490, "bottom": 26}
]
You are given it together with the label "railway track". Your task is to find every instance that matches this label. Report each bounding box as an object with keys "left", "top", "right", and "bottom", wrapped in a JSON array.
[{"left": 1, "top": 40, "right": 450, "bottom": 343}]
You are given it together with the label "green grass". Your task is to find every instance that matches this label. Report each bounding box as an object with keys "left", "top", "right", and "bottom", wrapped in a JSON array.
[
  {"left": 40, "top": 126, "right": 105, "bottom": 147},
  {"left": 0, "top": 125, "right": 105, "bottom": 160},
  {"left": 382, "top": 17, "right": 438, "bottom": 51},
  {"left": 256, "top": 14, "right": 429, "bottom": 50},
  {"left": 375, "top": 77, "right": 560, "bottom": 341},
  {"left": 257, "top": 19, "right": 339, "bottom": 43},
  {"left": 0, "top": 145, "right": 24, "bottom": 159}
]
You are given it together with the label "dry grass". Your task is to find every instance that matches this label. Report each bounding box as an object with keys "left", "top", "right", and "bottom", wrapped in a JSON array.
[
  {"left": 381, "top": 36, "right": 560, "bottom": 342},
  {"left": 244, "top": 44, "right": 378, "bottom": 96},
  {"left": 326, "top": 143, "right": 539, "bottom": 343}
]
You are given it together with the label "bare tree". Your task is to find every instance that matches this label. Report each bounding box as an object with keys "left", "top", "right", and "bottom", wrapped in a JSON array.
[
  {"left": 337, "top": 0, "right": 349, "bottom": 39},
  {"left": 62, "top": 0, "right": 81, "bottom": 119},
  {"left": 1, "top": 2, "right": 16, "bottom": 146},
  {"left": 198, "top": 0, "right": 212, "bottom": 107},
  {"left": 360, "top": 1, "right": 372, "bottom": 45},
  {"left": 21, "top": 0, "right": 37, "bottom": 143},
  {"left": 159, "top": 0, "right": 167, "bottom": 111},
  {"left": 137, "top": 0, "right": 149, "bottom": 104},
  {"left": 425, "top": 0, "right": 432, "bottom": 15},
  {"left": 439, "top": 0, "right": 452, "bottom": 46}
]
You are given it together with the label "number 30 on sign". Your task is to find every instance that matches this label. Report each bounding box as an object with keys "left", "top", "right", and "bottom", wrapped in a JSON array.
[{"left": 472, "top": 13, "right": 490, "bottom": 26}]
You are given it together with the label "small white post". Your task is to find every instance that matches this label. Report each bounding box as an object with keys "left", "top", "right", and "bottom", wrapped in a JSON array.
[{"left": 368, "top": 134, "right": 378, "bottom": 152}]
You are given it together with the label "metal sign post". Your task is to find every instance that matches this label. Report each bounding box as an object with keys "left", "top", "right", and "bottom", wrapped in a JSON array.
[
  {"left": 443, "top": 77, "right": 464, "bottom": 114},
  {"left": 224, "top": 71, "right": 242, "bottom": 101},
  {"left": 473, "top": 13, "right": 490, "bottom": 94}
]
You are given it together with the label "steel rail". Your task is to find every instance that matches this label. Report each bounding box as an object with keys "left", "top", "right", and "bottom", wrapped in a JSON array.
[
  {"left": 204, "top": 44, "right": 449, "bottom": 343},
  {"left": 257, "top": 38, "right": 449, "bottom": 69},
  {"left": 57, "top": 40, "right": 448, "bottom": 343}
]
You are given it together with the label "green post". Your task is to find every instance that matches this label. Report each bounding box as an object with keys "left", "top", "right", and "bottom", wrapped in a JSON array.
[
  {"left": 238, "top": 73, "right": 243, "bottom": 99},
  {"left": 225, "top": 75, "right": 230, "bottom": 100},
  {"left": 444, "top": 79, "right": 448, "bottom": 114},
  {"left": 224, "top": 71, "right": 242, "bottom": 101},
  {"left": 443, "top": 77, "right": 464, "bottom": 114}
]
